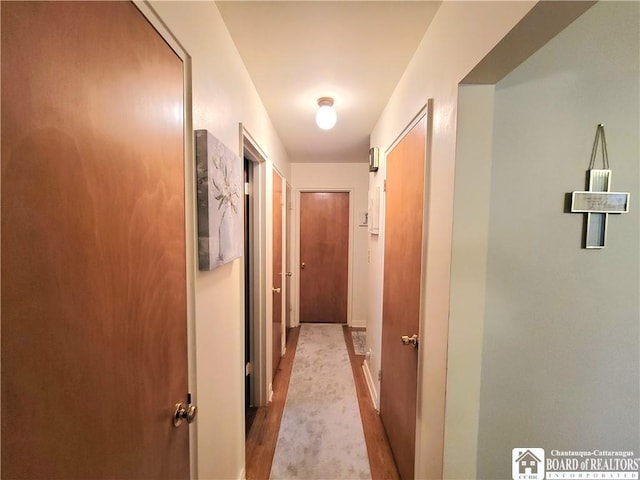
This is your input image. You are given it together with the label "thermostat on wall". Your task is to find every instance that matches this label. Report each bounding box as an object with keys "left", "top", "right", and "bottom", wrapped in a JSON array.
[{"left": 369, "top": 147, "right": 379, "bottom": 172}]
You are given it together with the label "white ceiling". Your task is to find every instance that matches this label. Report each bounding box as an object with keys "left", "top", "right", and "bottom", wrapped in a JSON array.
[{"left": 216, "top": 1, "right": 441, "bottom": 163}]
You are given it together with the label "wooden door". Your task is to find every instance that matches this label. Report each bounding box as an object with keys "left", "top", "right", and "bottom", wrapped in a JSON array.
[
  {"left": 299, "top": 192, "right": 349, "bottom": 323},
  {"left": 272, "top": 170, "right": 283, "bottom": 378},
  {"left": 285, "top": 183, "right": 292, "bottom": 336},
  {"left": 380, "top": 116, "right": 427, "bottom": 480},
  {"left": 1, "top": 3, "right": 189, "bottom": 478}
]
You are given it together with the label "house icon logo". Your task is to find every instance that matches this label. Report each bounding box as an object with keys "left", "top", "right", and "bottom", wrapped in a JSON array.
[{"left": 512, "top": 448, "right": 545, "bottom": 480}]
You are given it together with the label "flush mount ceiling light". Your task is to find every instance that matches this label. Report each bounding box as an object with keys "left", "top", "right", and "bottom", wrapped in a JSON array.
[{"left": 315, "top": 97, "right": 337, "bottom": 130}]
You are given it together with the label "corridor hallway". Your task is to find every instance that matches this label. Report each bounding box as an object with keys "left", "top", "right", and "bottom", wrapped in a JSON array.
[{"left": 245, "top": 326, "right": 400, "bottom": 480}]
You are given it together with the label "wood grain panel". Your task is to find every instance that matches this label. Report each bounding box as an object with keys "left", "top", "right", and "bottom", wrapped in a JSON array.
[
  {"left": 380, "top": 117, "right": 427, "bottom": 480},
  {"left": 272, "top": 171, "right": 283, "bottom": 378},
  {"left": 299, "top": 192, "right": 349, "bottom": 323},
  {"left": 1, "top": 2, "right": 188, "bottom": 478}
]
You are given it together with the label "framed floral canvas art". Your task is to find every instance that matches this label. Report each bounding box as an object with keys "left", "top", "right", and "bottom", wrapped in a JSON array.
[{"left": 195, "top": 129, "right": 243, "bottom": 270}]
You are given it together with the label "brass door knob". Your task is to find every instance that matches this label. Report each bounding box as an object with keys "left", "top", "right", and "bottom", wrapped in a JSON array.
[
  {"left": 272, "top": 287, "right": 281, "bottom": 294},
  {"left": 301, "top": 262, "right": 306, "bottom": 269},
  {"left": 400, "top": 334, "right": 419, "bottom": 348},
  {"left": 173, "top": 402, "right": 197, "bottom": 427}
]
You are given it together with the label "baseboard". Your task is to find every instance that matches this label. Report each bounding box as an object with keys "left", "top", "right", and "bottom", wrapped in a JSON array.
[
  {"left": 268, "top": 384, "right": 274, "bottom": 403},
  {"left": 350, "top": 318, "right": 367, "bottom": 328},
  {"left": 362, "top": 359, "right": 379, "bottom": 411}
]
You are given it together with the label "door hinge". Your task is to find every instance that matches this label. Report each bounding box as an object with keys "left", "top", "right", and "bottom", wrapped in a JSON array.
[
  {"left": 378, "top": 369, "right": 382, "bottom": 381},
  {"left": 244, "top": 182, "right": 250, "bottom": 195},
  {"left": 383, "top": 179, "right": 387, "bottom": 192},
  {"left": 245, "top": 362, "right": 253, "bottom": 376}
]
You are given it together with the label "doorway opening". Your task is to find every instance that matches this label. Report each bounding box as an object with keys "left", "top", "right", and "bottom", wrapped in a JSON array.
[
  {"left": 244, "top": 155, "right": 255, "bottom": 431},
  {"left": 241, "top": 127, "right": 269, "bottom": 434}
]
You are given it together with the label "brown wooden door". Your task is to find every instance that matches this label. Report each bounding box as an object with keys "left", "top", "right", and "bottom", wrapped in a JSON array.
[
  {"left": 380, "top": 116, "right": 427, "bottom": 480},
  {"left": 1, "top": 3, "right": 189, "bottom": 478},
  {"left": 272, "top": 170, "right": 283, "bottom": 378},
  {"left": 299, "top": 192, "right": 349, "bottom": 323},
  {"left": 285, "top": 183, "right": 292, "bottom": 335}
]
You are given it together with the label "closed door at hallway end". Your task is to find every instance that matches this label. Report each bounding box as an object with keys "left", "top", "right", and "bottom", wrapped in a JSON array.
[{"left": 299, "top": 192, "right": 349, "bottom": 324}]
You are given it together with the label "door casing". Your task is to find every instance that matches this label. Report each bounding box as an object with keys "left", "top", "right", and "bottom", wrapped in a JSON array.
[{"left": 241, "top": 126, "right": 270, "bottom": 407}]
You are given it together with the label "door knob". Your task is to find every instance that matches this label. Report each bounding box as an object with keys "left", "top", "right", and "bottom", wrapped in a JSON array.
[
  {"left": 272, "top": 287, "right": 281, "bottom": 294},
  {"left": 286, "top": 272, "right": 293, "bottom": 277},
  {"left": 173, "top": 402, "right": 197, "bottom": 427},
  {"left": 401, "top": 334, "right": 419, "bottom": 348},
  {"left": 301, "top": 262, "right": 305, "bottom": 269}
]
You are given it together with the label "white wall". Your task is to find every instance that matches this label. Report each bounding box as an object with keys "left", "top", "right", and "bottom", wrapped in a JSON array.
[
  {"left": 148, "top": 2, "right": 290, "bottom": 479},
  {"left": 476, "top": 2, "right": 639, "bottom": 478},
  {"left": 367, "top": 2, "right": 538, "bottom": 477},
  {"left": 365, "top": 162, "right": 385, "bottom": 410},
  {"left": 290, "top": 162, "right": 369, "bottom": 327}
]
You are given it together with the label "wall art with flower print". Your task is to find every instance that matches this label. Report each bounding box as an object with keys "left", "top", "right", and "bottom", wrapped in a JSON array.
[{"left": 195, "top": 129, "right": 243, "bottom": 270}]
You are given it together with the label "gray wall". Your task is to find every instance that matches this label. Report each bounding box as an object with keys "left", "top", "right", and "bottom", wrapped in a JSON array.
[{"left": 476, "top": 2, "right": 640, "bottom": 477}]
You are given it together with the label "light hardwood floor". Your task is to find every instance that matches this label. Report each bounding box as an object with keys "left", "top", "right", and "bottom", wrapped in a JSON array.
[{"left": 245, "top": 326, "right": 400, "bottom": 480}]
